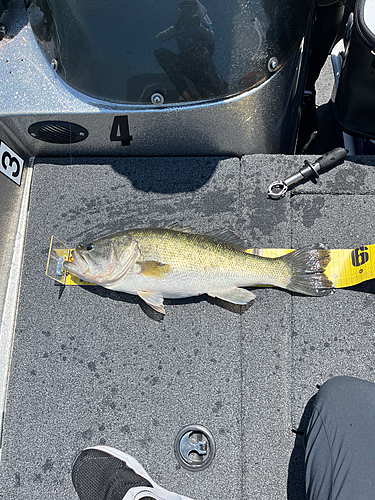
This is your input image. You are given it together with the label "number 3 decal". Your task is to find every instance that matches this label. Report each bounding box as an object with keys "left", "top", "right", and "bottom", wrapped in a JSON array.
[{"left": 0, "top": 141, "right": 24, "bottom": 186}]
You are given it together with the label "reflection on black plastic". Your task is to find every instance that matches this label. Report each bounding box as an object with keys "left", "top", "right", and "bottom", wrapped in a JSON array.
[
  {"left": 154, "top": 1, "right": 228, "bottom": 102},
  {"left": 27, "top": 0, "right": 314, "bottom": 104}
]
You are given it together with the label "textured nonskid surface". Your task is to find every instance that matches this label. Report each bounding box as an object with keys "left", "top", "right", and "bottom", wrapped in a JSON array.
[{"left": 0, "top": 155, "right": 375, "bottom": 500}]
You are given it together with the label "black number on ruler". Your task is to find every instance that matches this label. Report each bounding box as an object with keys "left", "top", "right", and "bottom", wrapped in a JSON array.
[
  {"left": 2, "top": 150, "right": 20, "bottom": 178},
  {"left": 110, "top": 116, "right": 133, "bottom": 146},
  {"left": 351, "top": 246, "right": 369, "bottom": 267}
]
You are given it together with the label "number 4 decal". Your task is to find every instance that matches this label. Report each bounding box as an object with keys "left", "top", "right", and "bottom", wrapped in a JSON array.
[{"left": 110, "top": 116, "right": 133, "bottom": 146}]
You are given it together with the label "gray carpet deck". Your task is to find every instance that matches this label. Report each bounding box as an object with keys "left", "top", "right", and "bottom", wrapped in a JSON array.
[{"left": 1, "top": 154, "right": 374, "bottom": 500}]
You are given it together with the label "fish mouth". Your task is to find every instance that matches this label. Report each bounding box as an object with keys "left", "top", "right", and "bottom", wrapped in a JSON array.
[
  {"left": 63, "top": 239, "right": 139, "bottom": 285},
  {"left": 63, "top": 244, "right": 119, "bottom": 284},
  {"left": 63, "top": 250, "right": 92, "bottom": 281}
]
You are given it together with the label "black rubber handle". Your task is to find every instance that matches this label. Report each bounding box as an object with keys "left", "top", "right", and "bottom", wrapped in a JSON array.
[{"left": 316, "top": 147, "right": 348, "bottom": 171}]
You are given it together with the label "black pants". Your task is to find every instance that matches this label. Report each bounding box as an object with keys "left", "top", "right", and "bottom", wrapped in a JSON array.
[{"left": 304, "top": 376, "right": 375, "bottom": 499}]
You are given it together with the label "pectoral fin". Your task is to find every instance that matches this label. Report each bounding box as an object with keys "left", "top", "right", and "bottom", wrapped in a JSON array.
[
  {"left": 138, "top": 261, "right": 171, "bottom": 278},
  {"left": 137, "top": 290, "right": 165, "bottom": 314},
  {"left": 208, "top": 287, "right": 256, "bottom": 305}
]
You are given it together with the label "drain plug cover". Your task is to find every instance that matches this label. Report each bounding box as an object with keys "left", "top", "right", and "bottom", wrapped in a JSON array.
[{"left": 174, "top": 425, "right": 216, "bottom": 471}]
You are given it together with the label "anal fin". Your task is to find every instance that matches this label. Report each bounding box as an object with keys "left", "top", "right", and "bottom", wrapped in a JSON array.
[
  {"left": 137, "top": 290, "right": 165, "bottom": 314},
  {"left": 208, "top": 287, "right": 256, "bottom": 305}
]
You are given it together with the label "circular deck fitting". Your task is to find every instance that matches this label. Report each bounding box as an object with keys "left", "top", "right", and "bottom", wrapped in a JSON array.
[{"left": 174, "top": 425, "right": 216, "bottom": 471}]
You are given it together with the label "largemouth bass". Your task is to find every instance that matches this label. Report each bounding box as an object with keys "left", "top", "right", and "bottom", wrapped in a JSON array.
[{"left": 63, "top": 225, "right": 333, "bottom": 314}]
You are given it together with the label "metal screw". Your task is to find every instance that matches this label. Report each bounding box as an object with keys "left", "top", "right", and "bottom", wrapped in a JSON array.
[
  {"left": 30, "top": 132, "right": 37, "bottom": 138},
  {"left": 79, "top": 131, "right": 85, "bottom": 137},
  {"left": 268, "top": 57, "right": 278, "bottom": 72},
  {"left": 0, "top": 25, "right": 7, "bottom": 41},
  {"left": 151, "top": 92, "right": 164, "bottom": 105},
  {"left": 50, "top": 59, "right": 58, "bottom": 71}
]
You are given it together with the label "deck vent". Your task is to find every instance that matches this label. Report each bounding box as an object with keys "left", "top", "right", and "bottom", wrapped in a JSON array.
[{"left": 28, "top": 121, "right": 88, "bottom": 144}]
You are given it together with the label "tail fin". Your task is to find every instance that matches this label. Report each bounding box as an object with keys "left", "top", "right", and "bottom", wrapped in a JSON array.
[{"left": 280, "top": 244, "right": 333, "bottom": 296}]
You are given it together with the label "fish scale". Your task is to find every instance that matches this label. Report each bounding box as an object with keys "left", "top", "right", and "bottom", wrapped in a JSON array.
[{"left": 128, "top": 229, "right": 274, "bottom": 276}]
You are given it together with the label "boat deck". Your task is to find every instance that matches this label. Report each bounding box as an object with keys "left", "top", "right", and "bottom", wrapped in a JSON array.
[{"left": 1, "top": 148, "right": 375, "bottom": 500}]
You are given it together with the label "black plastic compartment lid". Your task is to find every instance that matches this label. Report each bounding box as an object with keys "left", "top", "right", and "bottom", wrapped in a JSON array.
[{"left": 355, "top": 0, "right": 375, "bottom": 48}]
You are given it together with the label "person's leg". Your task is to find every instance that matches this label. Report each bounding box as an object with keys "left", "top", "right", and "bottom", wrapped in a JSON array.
[
  {"left": 154, "top": 47, "right": 197, "bottom": 101},
  {"left": 304, "top": 376, "right": 375, "bottom": 500}
]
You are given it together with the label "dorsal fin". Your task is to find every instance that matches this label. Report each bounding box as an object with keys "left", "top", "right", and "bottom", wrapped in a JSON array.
[
  {"left": 164, "top": 223, "right": 250, "bottom": 252},
  {"left": 204, "top": 229, "right": 250, "bottom": 252},
  {"left": 164, "top": 222, "right": 198, "bottom": 233}
]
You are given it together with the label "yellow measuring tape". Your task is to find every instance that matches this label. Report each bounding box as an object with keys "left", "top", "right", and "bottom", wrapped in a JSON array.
[
  {"left": 46, "top": 236, "right": 91, "bottom": 286},
  {"left": 246, "top": 246, "right": 374, "bottom": 289},
  {"left": 46, "top": 236, "right": 375, "bottom": 289}
]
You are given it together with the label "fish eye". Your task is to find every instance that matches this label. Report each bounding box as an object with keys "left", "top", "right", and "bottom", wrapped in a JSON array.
[{"left": 86, "top": 244, "right": 94, "bottom": 251}]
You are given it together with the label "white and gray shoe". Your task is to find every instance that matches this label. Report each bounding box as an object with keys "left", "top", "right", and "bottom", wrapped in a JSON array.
[{"left": 72, "top": 446, "right": 195, "bottom": 500}]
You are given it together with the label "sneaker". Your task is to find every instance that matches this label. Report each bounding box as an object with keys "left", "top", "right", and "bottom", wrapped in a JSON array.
[
  {"left": 72, "top": 446, "right": 195, "bottom": 500},
  {"left": 297, "top": 90, "right": 318, "bottom": 153}
]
